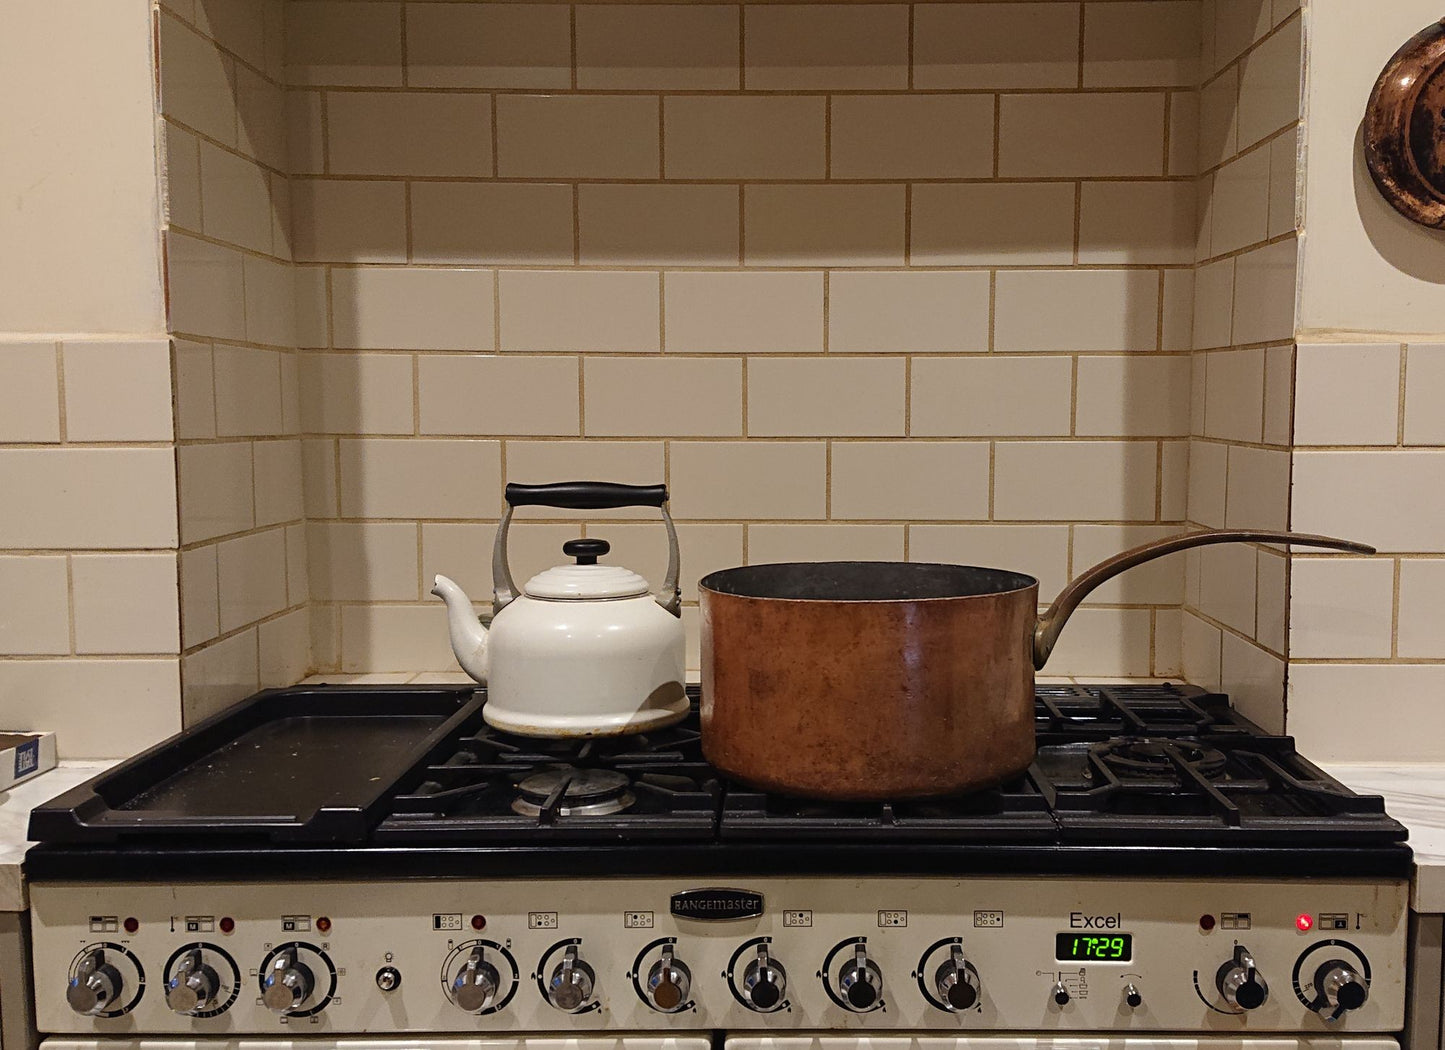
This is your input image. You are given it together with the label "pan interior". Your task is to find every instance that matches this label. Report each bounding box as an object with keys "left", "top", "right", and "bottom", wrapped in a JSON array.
[{"left": 699, "top": 561, "right": 1037, "bottom": 602}]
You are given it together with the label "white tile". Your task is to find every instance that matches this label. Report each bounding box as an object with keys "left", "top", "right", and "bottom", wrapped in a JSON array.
[
  {"left": 1210, "top": 148, "right": 1271, "bottom": 256},
  {"left": 1077, "top": 181, "right": 1197, "bottom": 265},
  {"left": 406, "top": 3, "right": 570, "bottom": 89},
  {"left": 259, "top": 607, "right": 310, "bottom": 688},
  {"left": 496, "top": 95, "right": 659, "bottom": 178},
  {"left": 166, "top": 231, "right": 245, "bottom": 341},
  {"left": 285, "top": 0, "right": 403, "bottom": 87},
  {"left": 664, "top": 96, "right": 824, "bottom": 179},
  {"left": 830, "top": 442, "right": 990, "bottom": 520},
  {"left": 505, "top": 442, "right": 666, "bottom": 519},
  {"left": 747, "top": 524, "right": 904, "bottom": 566},
  {"left": 1262, "top": 344, "right": 1294, "bottom": 446},
  {"left": 910, "top": 356, "right": 1072, "bottom": 437},
  {"left": 0, "top": 659, "right": 181, "bottom": 758},
  {"left": 1199, "top": 64, "right": 1238, "bottom": 169},
  {"left": 1398, "top": 560, "right": 1445, "bottom": 658},
  {"left": 744, "top": 4, "right": 908, "bottom": 89},
  {"left": 744, "top": 185, "right": 906, "bottom": 266},
  {"left": 501, "top": 271, "right": 659, "bottom": 352},
  {"left": 1289, "top": 664, "right": 1445, "bottom": 762},
  {"left": 213, "top": 344, "right": 283, "bottom": 438},
  {"left": 341, "top": 604, "right": 459, "bottom": 673},
  {"left": 299, "top": 352, "right": 414, "bottom": 435},
  {"left": 1198, "top": 541, "right": 1256, "bottom": 635},
  {"left": 0, "top": 343, "right": 60, "bottom": 442},
  {"left": 280, "top": 352, "right": 300, "bottom": 436},
  {"left": 1268, "top": 126, "right": 1299, "bottom": 237},
  {"left": 1293, "top": 451, "right": 1445, "bottom": 553},
  {"left": 0, "top": 449, "right": 178, "bottom": 549},
  {"left": 1074, "top": 524, "right": 1187, "bottom": 604},
  {"left": 665, "top": 272, "right": 822, "bottom": 353},
  {"left": 243, "top": 254, "right": 296, "bottom": 350},
  {"left": 180, "top": 544, "right": 219, "bottom": 647},
  {"left": 830, "top": 95, "right": 994, "bottom": 178},
  {"left": 578, "top": 184, "right": 739, "bottom": 266},
  {"left": 1256, "top": 547, "right": 1287, "bottom": 653},
  {"left": 908, "top": 523, "right": 1069, "bottom": 597},
  {"left": 194, "top": 0, "right": 266, "bottom": 69},
  {"left": 310, "top": 605, "right": 340, "bottom": 672},
  {"left": 302, "top": 438, "right": 338, "bottom": 519},
  {"left": 286, "top": 90, "right": 324, "bottom": 175},
  {"left": 828, "top": 271, "right": 989, "bottom": 353},
  {"left": 411, "top": 183, "right": 575, "bottom": 266},
  {"left": 1294, "top": 343, "right": 1401, "bottom": 445},
  {"left": 332, "top": 268, "right": 495, "bottom": 351},
  {"left": 586, "top": 358, "right": 741, "bottom": 437},
  {"left": 1076, "top": 355, "right": 1191, "bottom": 436},
  {"left": 994, "top": 441, "right": 1158, "bottom": 521},
  {"left": 668, "top": 442, "right": 826, "bottom": 520},
  {"left": 1215, "top": 0, "right": 1273, "bottom": 67},
  {"left": 582, "top": 521, "right": 743, "bottom": 604},
  {"left": 1153, "top": 607, "right": 1182, "bottom": 677},
  {"left": 286, "top": 523, "right": 308, "bottom": 606},
  {"left": 995, "top": 270, "right": 1159, "bottom": 352},
  {"left": 217, "top": 529, "right": 289, "bottom": 633},
  {"left": 748, "top": 358, "right": 904, "bottom": 437},
  {"left": 1160, "top": 439, "right": 1189, "bottom": 520},
  {"left": 0, "top": 557, "right": 69, "bottom": 655},
  {"left": 576, "top": 5, "right": 739, "bottom": 89},
  {"left": 423, "top": 521, "right": 577, "bottom": 600},
  {"left": 72, "top": 553, "right": 180, "bottom": 654},
  {"left": 1289, "top": 558, "right": 1395, "bottom": 658},
  {"left": 1192, "top": 258, "right": 1235, "bottom": 350},
  {"left": 1043, "top": 608, "right": 1154, "bottom": 678},
  {"left": 294, "top": 266, "right": 328, "bottom": 348},
  {"left": 182, "top": 629, "right": 259, "bottom": 723},
  {"left": 999, "top": 93, "right": 1165, "bottom": 177},
  {"left": 1237, "top": 16, "right": 1301, "bottom": 147},
  {"left": 1232, "top": 237, "right": 1297, "bottom": 345},
  {"left": 910, "top": 183, "right": 1076, "bottom": 266},
  {"left": 307, "top": 521, "right": 418, "bottom": 602},
  {"left": 1224, "top": 445, "right": 1289, "bottom": 532},
  {"left": 159, "top": 12, "right": 236, "bottom": 146},
  {"left": 199, "top": 143, "right": 273, "bottom": 254},
  {"left": 327, "top": 91, "right": 492, "bottom": 177},
  {"left": 1203, "top": 348, "right": 1264, "bottom": 443},
  {"left": 419, "top": 355, "right": 580, "bottom": 436},
  {"left": 290, "top": 180, "right": 407, "bottom": 264},
  {"left": 178, "top": 442, "right": 252, "bottom": 544},
  {"left": 1187, "top": 438, "right": 1227, "bottom": 527},
  {"left": 339, "top": 439, "right": 501, "bottom": 519},
  {"left": 1220, "top": 631, "right": 1283, "bottom": 733},
  {"left": 1181, "top": 611, "right": 1223, "bottom": 692},
  {"left": 1405, "top": 344, "right": 1445, "bottom": 445},
  {"left": 1083, "top": 1, "right": 1199, "bottom": 87},
  {"left": 165, "top": 121, "right": 202, "bottom": 231},
  {"left": 1168, "top": 92, "right": 1200, "bottom": 176},
  {"left": 62, "top": 340, "right": 174, "bottom": 442},
  {"left": 915, "top": 3, "right": 1080, "bottom": 88},
  {"left": 255, "top": 439, "right": 304, "bottom": 527}
]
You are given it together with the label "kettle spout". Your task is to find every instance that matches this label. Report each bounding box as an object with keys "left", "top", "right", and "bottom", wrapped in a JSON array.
[{"left": 431, "top": 574, "right": 488, "bottom": 684}]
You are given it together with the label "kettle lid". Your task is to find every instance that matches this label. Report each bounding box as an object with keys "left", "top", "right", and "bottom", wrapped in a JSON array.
[{"left": 522, "top": 538, "right": 651, "bottom": 600}]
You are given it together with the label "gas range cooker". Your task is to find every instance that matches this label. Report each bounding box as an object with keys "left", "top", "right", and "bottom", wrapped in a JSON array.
[{"left": 23, "top": 683, "right": 1412, "bottom": 1044}]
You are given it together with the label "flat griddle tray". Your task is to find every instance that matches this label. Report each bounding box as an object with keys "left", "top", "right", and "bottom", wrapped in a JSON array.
[{"left": 27, "top": 685, "right": 482, "bottom": 844}]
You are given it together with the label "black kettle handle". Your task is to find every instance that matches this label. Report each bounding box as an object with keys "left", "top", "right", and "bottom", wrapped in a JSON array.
[{"left": 505, "top": 481, "right": 668, "bottom": 510}]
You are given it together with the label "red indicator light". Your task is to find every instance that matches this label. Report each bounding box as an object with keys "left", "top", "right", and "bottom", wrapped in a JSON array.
[
  {"left": 219, "top": 917, "right": 235, "bottom": 934},
  {"left": 123, "top": 917, "right": 139, "bottom": 934},
  {"left": 316, "top": 916, "right": 332, "bottom": 933},
  {"left": 1296, "top": 913, "right": 1314, "bottom": 932},
  {"left": 1199, "top": 914, "right": 1216, "bottom": 931},
  {"left": 471, "top": 914, "right": 486, "bottom": 931}
]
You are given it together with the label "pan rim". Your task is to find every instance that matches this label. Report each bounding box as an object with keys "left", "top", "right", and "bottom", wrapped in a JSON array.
[{"left": 698, "top": 560, "right": 1039, "bottom": 603}]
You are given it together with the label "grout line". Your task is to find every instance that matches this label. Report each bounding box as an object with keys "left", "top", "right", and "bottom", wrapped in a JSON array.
[
  {"left": 740, "top": 356, "right": 749, "bottom": 437},
  {"left": 737, "top": 185, "right": 745, "bottom": 266},
  {"left": 738, "top": 4, "right": 746, "bottom": 90},
  {"left": 65, "top": 554, "right": 76, "bottom": 655},
  {"left": 903, "top": 355, "right": 912, "bottom": 437},
  {"left": 578, "top": 354, "right": 587, "bottom": 437},
  {"left": 492, "top": 269, "right": 502, "bottom": 352},
  {"left": 572, "top": 185, "right": 581, "bottom": 265},
  {"left": 659, "top": 272, "right": 668, "bottom": 352},
  {"left": 907, "top": 4, "right": 915, "bottom": 90},
  {"left": 403, "top": 181, "right": 413, "bottom": 262},
  {"left": 569, "top": 6, "right": 579, "bottom": 91},
  {"left": 1161, "top": 88, "right": 1173, "bottom": 174},
  {"left": 320, "top": 91, "right": 331, "bottom": 177},
  {"left": 987, "top": 441, "right": 995, "bottom": 520},
  {"left": 824, "top": 96, "right": 833, "bottom": 179},
  {"left": 986, "top": 271, "right": 996, "bottom": 353},
  {"left": 824, "top": 440, "right": 832, "bottom": 520},
  {"left": 1069, "top": 355, "right": 1078, "bottom": 435},
  {"left": 1399, "top": 343, "right": 1409, "bottom": 446},
  {"left": 658, "top": 94, "right": 666, "bottom": 176},
  {"left": 903, "top": 184, "right": 912, "bottom": 265},
  {"left": 54, "top": 341, "right": 68, "bottom": 443},
  {"left": 1071, "top": 182, "right": 1082, "bottom": 264},
  {"left": 398, "top": 2, "right": 409, "bottom": 89},
  {"left": 991, "top": 95, "right": 1001, "bottom": 178},
  {"left": 411, "top": 355, "right": 420, "bottom": 436},
  {"left": 490, "top": 94, "right": 500, "bottom": 178},
  {"left": 1154, "top": 440, "right": 1164, "bottom": 522},
  {"left": 1076, "top": 3, "right": 1086, "bottom": 89},
  {"left": 1155, "top": 270, "right": 1166, "bottom": 351}
]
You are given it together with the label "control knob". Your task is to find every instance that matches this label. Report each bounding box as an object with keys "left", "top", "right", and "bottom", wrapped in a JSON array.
[
  {"left": 743, "top": 944, "right": 787, "bottom": 1012},
  {"left": 1315, "top": 960, "right": 1369, "bottom": 1018},
  {"left": 1124, "top": 983, "right": 1143, "bottom": 1009},
  {"left": 934, "top": 945, "right": 980, "bottom": 1011},
  {"left": 1217, "top": 946, "right": 1269, "bottom": 1011},
  {"left": 450, "top": 947, "right": 500, "bottom": 1013},
  {"left": 645, "top": 945, "right": 691, "bottom": 1012},
  {"left": 166, "top": 949, "right": 220, "bottom": 1015},
  {"left": 67, "top": 949, "right": 124, "bottom": 1016},
  {"left": 262, "top": 950, "right": 315, "bottom": 1014},
  {"left": 837, "top": 944, "right": 883, "bottom": 1011},
  {"left": 547, "top": 945, "right": 596, "bottom": 1012},
  {"left": 1052, "top": 981, "right": 1071, "bottom": 1006}
]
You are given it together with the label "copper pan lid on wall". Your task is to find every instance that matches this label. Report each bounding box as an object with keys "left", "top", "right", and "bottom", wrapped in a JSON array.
[{"left": 1365, "top": 17, "right": 1445, "bottom": 228}]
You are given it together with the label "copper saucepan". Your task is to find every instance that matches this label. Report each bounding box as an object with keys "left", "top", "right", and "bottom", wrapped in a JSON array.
[{"left": 698, "top": 529, "right": 1373, "bottom": 801}]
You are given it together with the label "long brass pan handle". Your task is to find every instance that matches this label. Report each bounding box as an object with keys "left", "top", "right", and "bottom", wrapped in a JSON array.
[{"left": 1032, "top": 529, "right": 1376, "bottom": 670}]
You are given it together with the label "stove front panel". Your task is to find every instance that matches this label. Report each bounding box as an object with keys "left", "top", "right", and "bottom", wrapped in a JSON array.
[{"left": 30, "top": 877, "right": 1407, "bottom": 1035}]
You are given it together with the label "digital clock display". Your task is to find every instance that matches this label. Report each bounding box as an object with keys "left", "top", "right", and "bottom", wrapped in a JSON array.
[{"left": 1055, "top": 933, "right": 1132, "bottom": 961}]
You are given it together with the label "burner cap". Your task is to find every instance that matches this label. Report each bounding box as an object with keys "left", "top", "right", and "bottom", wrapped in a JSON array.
[
  {"left": 1095, "top": 737, "right": 1227, "bottom": 779},
  {"left": 512, "top": 765, "right": 635, "bottom": 817}
]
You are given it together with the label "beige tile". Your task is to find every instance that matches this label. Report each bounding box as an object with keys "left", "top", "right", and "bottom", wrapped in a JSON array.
[
  {"left": 1083, "top": 1, "right": 1199, "bottom": 87},
  {"left": 183, "top": 629, "right": 259, "bottom": 722},
  {"left": 1272, "top": 0, "right": 1300, "bottom": 24},
  {"left": 908, "top": 523, "right": 1068, "bottom": 595},
  {"left": 664, "top": 97, "right": 825, "bottom": 179},
  {"left": 1186, "top": 438, "right": 1227, "bottom": 527},
  {"left": 307, "top": 521, "right": 418, "bottom": 602},
  {"left": 1211, "top": 148, "right": 1271, "bottom": 256},
  {"left": 1181, "top": 610, "right": 1223, "bottom": 691},
  {"left": 0, "top": 659, "right": 181, "bottom": 759},
  {"left": 828, "top": 271, "right": 989, "bottom": 353},
  {"left": 500, "top": 271, "right": 659, "bottom": 352},
  {"left": 59, "top": 340, "right": 172, "bottom": 442},
  {"left": 744, "top": 185, "right": 905, "bottom": 266},
  {"left": 299, "top": 352, "right": 414, "bottom": 434},
  {"left": 1076, "top": 355, "right": 1191, "bottom": 436},
  {"left": 1237, "top": 17, "right": 1301, "bottom": 147},
  {"left": 995, "top": 270, "right": 1159, "bottom": 352},
  {"left": 406, "top": 3, "right": 570, "bottom": 89},
  {"left": 1075, "top": 524, "right": 1186, "bottom": 605},
  {"left": 180, "top": 544, "right": 220, "bottom": 648},
  {"left": 911, "top": 356, "right": 1072, "bottom": 437},
  {"left": 1224, "top": 445, "right": 1289, "bottom": 531},
  {"left": 165, "top": 122, "right": 203, "bottom": 231},
  {"left": 1214, "top": 0, "right": 1273, "bottom": 67},
  {"left": 159, "top": 13, "right": 236, "bottom": 146},
  {"left": 586, "top": 358, "right": 741, "bottom": 437},
  {"left": 590, "top": 522, "right": 745, "bottom": 602},
  {"left": 497, "top": 95, "right": 659, "bottom": 179},
  {"left": 235, "top": 64, "right": 286, "bottom": 171},
  {"left": 302, "top": 438, "right": 338, "bottom": 518},
  {"left": 310, "top": 604, "right": 340, "bottom": 672},
  {"left": 832, "top": 441, "right": 989, "bottom": 520},
  {"left": 831, "top": 95, "right": 994, "bottom": 178},
  {"left": 1294, "top": 343, "right": 1400, "bottom": 446},
  {"left": 1078, "top": 181, "right": 1197, "bottom": 265},
  {"left": 1232, "top": 237, "right": 1297, "bottom": 345},
  {"left": 423, "top": 521, "right": 578, "bottom": 598},
  {"left": 286, "top": 90, "right": 325, "bottom": 175},
  {"left": 915, "top": 3, "right": 1080, "bottom": 88},
  {"left": 911, "top": 183, "right": 1078, "bottom": 267},
  {"left": 0, "top": 343, "right": 60, "bottom": 442},
  {"left": 178, "top": 442, "right": 252, "bottom": 543},
  {"left": 72, "top": 553, "right": 180, "bottom": 655},
  {"left": 1153, "top": 607, "right": 1182, "bottom": 676},
  {"left": 747, "top": 524, "right": 904, "bottom": 565},
  {"left": 419, "top": 355, "right": 580, "bottom": 436},
  {"left": 1255, "top": 546, "right": 1287, "bottom": 653},
  {"left": 1199, "top": 66, "right": 1239, "bottom": 170},
  {"left": 1168, "top": 92, "right": 1200, "bottom": 176},
  {"left": 1268, "top": 126, "right": 1299, "bottom": 237},
  {"left": 1288, "top": 664, "right": 1445, "bottom": 762},
  {"left": 669, "top": 442, "right": 826, "bottom": 520},
  {"left": 167, "top": 231, "right": 245, "bottom": 341},
  {"left": 1398, "top": 559, "right": 1445, "bottom": 658},
  {"left": 412, "top": 183, "right": 574, "bottom": 266},
  {"left": 1262, "top": 344, "right": 1293, "bottom": 446},
  {"left": 291, "top": 180, "right": 407, "bottom": 264},
  {"left": 327, "top": 92, "right": 492, "bottom": 177},
  {"left": 994, "top": 441, "right": 1158, "bottom": 521},
  {"left": 259, "top": 607, "right": 311, "bottom": 688},
  {"left": 0, "top": 557, "right": 69, "bottom": 655},
  {"left": 285, "top": 0, "right": 403, "bottom": 86},
  {"left": 0, "top": 449, "right": 177, "bottom": 549},
  {"left": 340, "top": 439, "right": 501, "bottom": 518},
  {"left": 255, "top": 439, "right": 304, "bottom": 527},
  {"left": 1406, "top": 344, "right": 1445, "bottom": 445},
  {"left": 1160, "top": 439, "right": 1188, "bottom": 520},
  {"left": 1203, "top": 348, "right": 1264, "bottom": 442},
  {"left": 199, "top": 143, "right": 273, "bottom": 255},
  {"left": 745, "top": 4, "right": 907, "bottom": 89},
  {"left": 1161, "top": 270, "right": 1195, "bottom": 352},
  {"left": 1289, "top": 557, "right": 1394, "bottom": 658},
  {"left": 243, "top": 254, "right": 296, "bottom": 350},
  {"left": 506, "top": 441, "right": 667, "bottom": 519},
  {"left": 1192, "top": 257, "right": 1235, "bottom": 350},
  {"left": 748, "top": 358, "right": 904, "bottom": 437},
  {"left": 213, "top": 345, "right": 283, "bottom": 437},
  {"left": 665, "top": 272, "right": 822, "bottom": 353},
  {"left": 1198, "top": 542, "right": 1256, "bottom": 634},
  {"left": 194, "top": 0, "right": 265, "bottom": 67},
  {"left": 286, "top": 523, "right": 309, "bottom": 605},
  {"left": 579, "top": 185, "right": 739, "bottom": 266},
  {"left": 332, "top": 267, "right": 495, "bottom": 351},
  {"left": 340, "top": 604, "right": 458, "bottom": 673},
  {"left": 1190, "top": 354, "right": 1207, "bottom": 437},
  {"left": 1220, "top": 631, "right": 1284, "bottom": 732},
  {"left": 294, "top": 266, "right": 328, "bottom": 347},
  {"left": 1294, "top": 450, "right": 1445, "bottom": 553},
  {"left": 1000, "top": 93, "right": 1165, "bottom": 177},
  {"left": 577, "top": 5, "right": 739, "bottom": 89},
  {"left": 1044, "top": 607, "right": 1153, "bottom": 677}
]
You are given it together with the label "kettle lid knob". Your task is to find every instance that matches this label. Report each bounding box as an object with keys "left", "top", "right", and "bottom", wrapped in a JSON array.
[{"left": 562, "top": 538, "right": 610, "bottom": 565}]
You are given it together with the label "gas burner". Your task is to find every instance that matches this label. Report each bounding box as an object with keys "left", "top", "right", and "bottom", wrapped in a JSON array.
[
  {"left": 511, "top": 765, "right": 636, "bottom": 818},
  {"left": 1093, "top": 737, "right": 1227, "bottom": 779}
]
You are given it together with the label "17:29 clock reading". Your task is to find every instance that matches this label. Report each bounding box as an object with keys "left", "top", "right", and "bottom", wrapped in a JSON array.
[{"left": 1055, "top": 932, "right": 1133, "bottom": 961}]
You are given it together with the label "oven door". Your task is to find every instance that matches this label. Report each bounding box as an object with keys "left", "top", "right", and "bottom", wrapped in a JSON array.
[{"left": 723, "top": 1039, "right": 1402, "bottom": 1050}]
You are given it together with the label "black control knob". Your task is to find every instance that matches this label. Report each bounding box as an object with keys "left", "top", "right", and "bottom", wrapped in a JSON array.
[
  {"left": 1217, "top": 946, "right": 1269, "bottom": 1011},
  {"left": 67, "top": 950, "right": 124, "bottom": 1016},
  {"left": 375, "top": 966, "right": 402, "bottom": 992},
  {"left": 166, "top": 949, "right": 220, "bottom": 1015},
  {"left": 837, "top": 944, "right": 882, "bottom": 1011},
  {"left": 1053, "top": 981, "right": 1071, "bottom": 1006},
  {"left": 933, "top": 946, "right": 980, "bottom": 1011},
  {"left": 1124, "top": 983, "right": 1143, "bottom": 1009},
  {"left": 645, "top": 945, "right": 691, "bottom": 1012},
  {"left": 742, "top": 944, "right": 787, "bottom": 1012},
  {"left": 451, "top": 948, "right": 500, "bottom": 1013},
  {"left": 547, "top": 945, "right": 595, "bottom": 1012},
  {"left": 262, "top": 951, "right": 315, "bottom": 1014},
  {"left": 562, "top": 538, "right": 610, "bottom": 565},
  {"left": 1316, "top": 960, "right": 1369, "bottom": 1018}
]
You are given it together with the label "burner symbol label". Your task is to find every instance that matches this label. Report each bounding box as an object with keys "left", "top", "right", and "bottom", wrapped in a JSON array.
[
  {"left": 783, "top": 910, "right": 813, "bottom": 928},
  {"left": 433, "top": 914, "right": 463, "bottom": 932},
  {"left": 88, "top": 916, "right": 118, "bottom": 933},
  {"left": 974, "top": 910, "right": 1004, "bottom": 928},
  {"left": 670, "top": 888, "right": 764, "bottom": 921},
  {"left": 281, "top": 915, "right": 311, "bottom": 932},
  {"left": 529, "top": 912, "right": 560, "bottom": 929},
  {"left": 184, "top": 916, "right": 215, "bottom": 933},
  {"left": 1220, "top": 912, "right": 1252, "bottom": 931},
  {"left": 878, "top": 910, "right": 908, "bottom": 928},
  {"left": 622, "top": 911, "right": 653, "bottom": 929},
  {"left": 1319, "top": 912, "right": 1350, "bottom": 930}
]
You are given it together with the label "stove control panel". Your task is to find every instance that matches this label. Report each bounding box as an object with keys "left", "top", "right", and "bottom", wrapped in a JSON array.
[{"left": 30, "top": 876, "right": 1407, "bottom": 1035}]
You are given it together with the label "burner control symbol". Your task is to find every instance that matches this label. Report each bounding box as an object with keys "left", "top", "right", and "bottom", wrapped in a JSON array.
[
  {"left": 547, "top": 944, "right": 596, "bottom": 1012},
  {"left": 934, "top": 946, "right": 981, "bottom": 1011},
  {"left": 838, "top": 944, "right": 884, "bottom": 1012},
  {"left": 1217, "top": 945, "right": 1269, "bottom": 1011}
]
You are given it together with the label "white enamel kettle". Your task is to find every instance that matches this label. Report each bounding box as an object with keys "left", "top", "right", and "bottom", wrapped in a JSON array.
[{"left": 431, "top": 481, "right": 688, "bottom": 738}]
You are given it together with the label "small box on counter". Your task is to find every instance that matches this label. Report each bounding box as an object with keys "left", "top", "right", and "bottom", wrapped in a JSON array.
[{"left": 0, "top": 731, "right": 56, "bottom": 791}]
